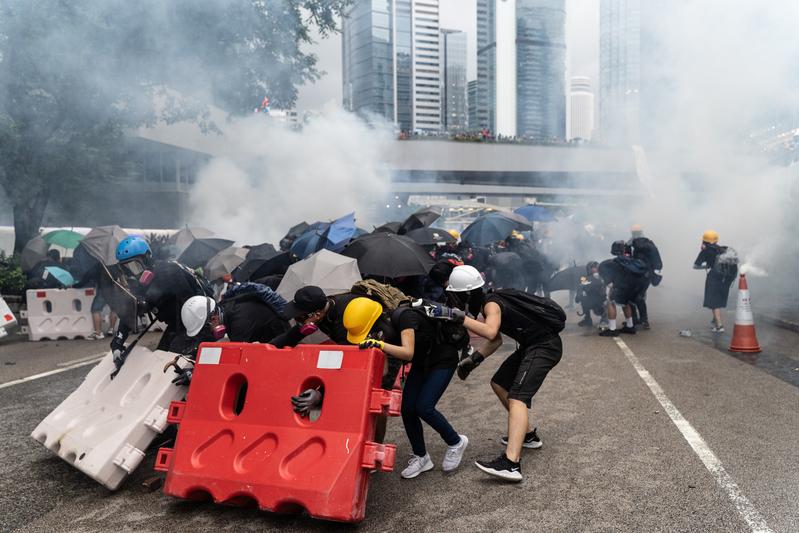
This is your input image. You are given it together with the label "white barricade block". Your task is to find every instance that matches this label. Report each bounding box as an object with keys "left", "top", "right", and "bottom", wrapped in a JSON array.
[
  {"left": 26, "top": 288, "right": 95, "bottom": 341},
  {"left": 31, "top": 346, "right": 190, "bottom": 490},
  {"left": 0, "top": 296, "right": 18, "bottom": 338}
]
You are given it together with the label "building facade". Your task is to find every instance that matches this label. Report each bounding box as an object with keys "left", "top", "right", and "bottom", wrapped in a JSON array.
[
  {"left": 342, "top": 0, "right": 442, "bottom": 133},
  {"left": 467, "top": 79, "right": 479, "bottom": 130},
  {"left": 441, "top": 29, "right": 468, "bottom": 131},
  {"left": 476, "top": 0, "right": 566, "bottom": 139},
  {"left": 569, "top": 76, "right": 594, "bottom": 140}
]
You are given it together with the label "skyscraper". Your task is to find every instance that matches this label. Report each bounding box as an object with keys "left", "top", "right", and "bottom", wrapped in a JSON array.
[
  {"left": 441, "top": 29, "right": 468, "bottom": 131},
  {"left": 467, "top": 79, "right": 479, "bottom": 129},
  {"left": 476, "top": 0, "right": 566, "bottom": 139},
  {"left": 569, "top": 76, "right": 594, "bottom": 140},
  {"left": 342, "top": 0, "right": 442, "bottom": 133}
]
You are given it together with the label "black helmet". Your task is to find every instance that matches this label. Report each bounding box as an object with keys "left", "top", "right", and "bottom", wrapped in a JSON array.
[{"left": 610, "top": 240, "right": 627, "bottom": 256}]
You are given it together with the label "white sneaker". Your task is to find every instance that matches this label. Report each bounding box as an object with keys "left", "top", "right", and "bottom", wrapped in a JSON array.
[
  {"left": 442, "top": 434, "right": 469, "bottom": 472},
  {"left": 401, "top": 453, "right": 434, "bottom": 479},
  {"left": 87, "top": 332, "right": 105, "bottom": 340}
]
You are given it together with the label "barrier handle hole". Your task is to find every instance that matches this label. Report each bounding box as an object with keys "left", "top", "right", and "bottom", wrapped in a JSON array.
[
  {"left": 234, "top": 382, "right": 247, "bottom": 416},
  {"left": 220, "top": 374, "right": 248, "bottom": 419},
  {"left": 44, "top": 301, "right": 52, "bottom": 314},
  {"left": 73, "top": 299, "right": 82, "bottom": 312}
]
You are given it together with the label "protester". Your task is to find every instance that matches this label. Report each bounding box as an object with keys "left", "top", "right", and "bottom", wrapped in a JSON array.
[
  {"left": 106, "top": 236, "right": 212, "bottom": 377},
  {"left": 428, "top": 265, "right": 565, "bottom": 482},
  {"left": 597, "top": 241, "right": 649, "bottom": 337},
  {"left": 575, "top": 261, "right": 606, "bottom": 327},
  {"left": 88, "top": 285, "right": 117, "bottom": 340},
  {"left": 346, "top": 297, "right": 469, "bottom": 478},
  {"left": 627, "top": 224, "right": 663, "bottom": 329},
  {"left": 693, "top": 230, "right": 738, "bottom": 333}
]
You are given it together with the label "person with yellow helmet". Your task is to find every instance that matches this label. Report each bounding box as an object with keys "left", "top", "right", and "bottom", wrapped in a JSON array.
[
  {"left": 345, "top": 297, "right": 470, "bottom": 479},
  {"left": 693, "top": 230, "right": 738, "bottom": 333}
]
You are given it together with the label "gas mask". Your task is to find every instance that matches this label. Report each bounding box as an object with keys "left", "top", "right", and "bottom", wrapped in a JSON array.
[
  {"left": 206, "top": 296, "right": 226, "bottom": 340},
  {"left": 121, "top": 259, "right": 154, "bottom": 287}
]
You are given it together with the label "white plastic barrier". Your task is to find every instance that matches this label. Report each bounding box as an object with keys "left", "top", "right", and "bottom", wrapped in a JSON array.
[
  {"left": 26, "top": 288, "right": 95, "bottom": 341},
  {"left": 31, "top": 346, "right": 190, "bottom": 490},
  {"left": 0, "top": 296, "right": 17, "bottom": 338}
]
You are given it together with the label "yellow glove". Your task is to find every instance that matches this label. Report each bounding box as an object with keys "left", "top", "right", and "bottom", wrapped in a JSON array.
[{"left": 359, "top": 339, "right": 385, "bottom": 351}]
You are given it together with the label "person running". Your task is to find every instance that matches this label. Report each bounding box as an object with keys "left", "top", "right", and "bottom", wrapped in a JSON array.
[
  {"left": 693, "top": 230, "right": 738, "bottom": 332},
  {"left": 429, "top": 265, "right": 565, "bottom": 482},
  {"left": 344, "top": 297, "right": 469, "bottom": 479}
]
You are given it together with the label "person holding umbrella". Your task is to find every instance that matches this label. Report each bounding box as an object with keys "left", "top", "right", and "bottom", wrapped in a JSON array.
[{"left": 344, "top": 297, "right": 470, "bottom": 479}]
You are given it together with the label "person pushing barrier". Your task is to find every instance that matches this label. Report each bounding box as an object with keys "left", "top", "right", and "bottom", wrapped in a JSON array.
[{"left": 421, "top": 265, "right": 565, "bottom": 482}]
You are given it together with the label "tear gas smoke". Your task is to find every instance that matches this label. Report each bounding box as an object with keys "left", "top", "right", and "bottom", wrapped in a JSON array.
[{"left": 187, "top": 108, "right": 393, "bottom": 245}]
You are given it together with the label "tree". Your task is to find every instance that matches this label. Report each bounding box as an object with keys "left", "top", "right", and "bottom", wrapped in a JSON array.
[{"left": 0, "top": 0, "right": 349, "bottom": 253}]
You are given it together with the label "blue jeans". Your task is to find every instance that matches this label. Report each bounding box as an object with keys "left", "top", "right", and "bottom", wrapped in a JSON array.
[{"left": 401, "top": 364, "right": 460, "bottom": 457}]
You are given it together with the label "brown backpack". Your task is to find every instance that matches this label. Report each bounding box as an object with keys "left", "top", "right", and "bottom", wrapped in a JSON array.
[{"left": 351, "top": 279, "right": 411, "bottom": 313}]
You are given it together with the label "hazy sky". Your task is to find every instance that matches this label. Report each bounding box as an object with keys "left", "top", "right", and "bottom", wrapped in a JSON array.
[{"left": 297, "top": 0, "right": 600, "bottom": 110}]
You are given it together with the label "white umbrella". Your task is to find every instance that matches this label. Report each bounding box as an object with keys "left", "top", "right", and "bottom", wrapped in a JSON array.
[{"left": 277, "top": 249, "right": 361, "bottom": 300}]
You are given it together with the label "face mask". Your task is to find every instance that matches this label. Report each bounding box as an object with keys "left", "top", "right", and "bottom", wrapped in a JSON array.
[
  {"left": 299, "top": 323, "right": 319, "bottom": 336},
  {"left": 212, "top": 324, "right": 226, "bottom": 340}
]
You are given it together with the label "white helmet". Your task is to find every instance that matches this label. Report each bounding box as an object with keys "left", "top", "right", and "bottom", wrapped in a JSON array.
[
  {"left": 181, "top": 296, "right": 215, "bottom": 337},
  {"left": 446, "top": 265, "right": 485, "bottom": 292}
]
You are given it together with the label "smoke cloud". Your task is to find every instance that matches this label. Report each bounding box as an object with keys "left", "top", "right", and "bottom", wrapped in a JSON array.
[{"left": 187, "top": 108, "right": 393, "bottom": 244}]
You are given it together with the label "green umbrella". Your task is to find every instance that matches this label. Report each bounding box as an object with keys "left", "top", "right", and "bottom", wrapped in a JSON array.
[{"left": 42, "top": 229, "right": 84, "bottom": 249}]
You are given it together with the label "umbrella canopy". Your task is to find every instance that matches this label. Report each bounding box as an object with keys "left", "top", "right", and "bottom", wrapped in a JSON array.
[
  {"left": 398, "top": 207, "right": 441, "bottom": 235},
  {"left": 276, "top": 249, "right": 362, "bottom": 300},
  {"left": 20, "top": 235, "right": 50, "bottom": 272},
  {"left": 42, "top": 229, "right": 84, "bottom": 249},
  {"left": 490, "top": 210, "right": 533, "bottom": 229},
  {"left": 168, "top": 227, "right": 215, "bottom": 256},
  {"left": 547, "top": 265, "right": 584, "bottom": 292},
  {"left": 321, "top": 212, "right": 358, "bottom": 252},
  {"left": 43, "top": 266, "right": 75, "bottom": 287},
  {"left": 284, "top": 221, "right": 310, "bottom": 240},
  {"left": 204, "top": 246, "right": 248, "bottom": 282},
  {"left": 290, "top": 230, "right": 325, "bottom": 260},
  {"left": 342, "top": 233, "right": 435, "bottom": 278},
  {"left": 461, "top": 214, "right": 524, "bottom": 246},
  {"left": 81, "top": 225, "right": 129, "bottom": 265},
  {"left": 373, "top": 222, "right": 402, "bottom": 234},
  {"left": 514, "top": 204, "right": 556, "bottom": 222},
  {"left": 245, "top": 243, "right": 278, "bottom": 260},
  {"left": 233, "top": 252, "right": 294, "bottom": 282},
  {"left": 178, "top": 237, "right": 235, "bottom": 269},
  {"left": 405, "top": 227, "right": 456, "bottom": 246}
]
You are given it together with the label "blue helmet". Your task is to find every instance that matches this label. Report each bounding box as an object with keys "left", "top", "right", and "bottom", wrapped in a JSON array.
[{"left": 116, "top": 236, "right": 151, "bottom": 262}]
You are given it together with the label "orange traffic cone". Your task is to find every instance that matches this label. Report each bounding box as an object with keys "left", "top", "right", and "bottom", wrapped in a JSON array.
[{"left": 729, "top": 274, "right": 761, "bottom": 353}]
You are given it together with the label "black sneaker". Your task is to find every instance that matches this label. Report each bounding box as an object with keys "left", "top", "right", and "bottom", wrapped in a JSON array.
[
  {"left": 475, "top": 454, "right": 522, "bottom": 482},
  {"left": 598, "top": 328, "right": 620, "bottom": 337},
  {"left": 640, "top": 321, "right": 650, "bottom": 330},
  {"left": 577, "top": 317, "right": 593, "bottom": 327},
  {"left": 620, "top": 326, "right": 636, "bottom": 334},
  {"left": 500, "top": 428, "right": 543, "bottom": 449}
]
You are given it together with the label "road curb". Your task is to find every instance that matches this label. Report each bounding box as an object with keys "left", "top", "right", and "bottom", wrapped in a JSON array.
[{"left": 758, "top": 312, "right": 799, "bottom": 334}]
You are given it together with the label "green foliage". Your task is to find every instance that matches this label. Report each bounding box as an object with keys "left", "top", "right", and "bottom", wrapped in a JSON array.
[
  {"left": 0, "top": 0, "right": 351, "bottom": 252},
  {"left": 0, "top": 253, "right": 26, "bottom": 296}
]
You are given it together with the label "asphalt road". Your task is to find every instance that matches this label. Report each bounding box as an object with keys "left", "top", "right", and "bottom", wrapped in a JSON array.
[{"left": 0, "top": 289, "right": 797, "bottom": 532}]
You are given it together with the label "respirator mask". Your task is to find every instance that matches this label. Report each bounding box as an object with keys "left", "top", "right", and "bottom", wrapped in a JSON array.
[{"left": 206, "top": 296, "right": 226, "bottom": 340}]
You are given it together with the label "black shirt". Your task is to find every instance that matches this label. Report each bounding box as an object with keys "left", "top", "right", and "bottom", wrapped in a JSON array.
[
  {"left": 318, "top": 292, "right": 360, "bottom": 345},
  {"left": 221, "top": 295, "right": 290, "bottom": 343},
  {"left": 694, "top": 244, "right": 722, "bottom": 270},
  {"left": 393, "top": 308, "right": 458, "bottom": 371},
  {"left": 485, "top": 292, "right": 553, "bottom": 345}
]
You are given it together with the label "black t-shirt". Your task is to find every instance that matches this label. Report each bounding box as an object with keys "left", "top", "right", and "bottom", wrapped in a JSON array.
[
  {"left": 221, "top": 295, "right": 290, "bottom": 343},
  {"left": 484, "top": 292, "right": 553, "bottom": 345},
  {"left": 318, "top": 292, "right": 360, "bottom": 345},
  {"left": 394, "top": 308, "right": 458, "bottom": 371}
]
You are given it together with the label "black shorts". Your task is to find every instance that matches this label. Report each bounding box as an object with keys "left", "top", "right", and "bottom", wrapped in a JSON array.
[
  {"left": 90, "top": 288, "right": 107, "bottom": 313},
  {"left": 491, "top": 335, "right": 562, "bottom": 408},
  {"left": 611, "top": 280, "right": 646, "bottom": 306}
]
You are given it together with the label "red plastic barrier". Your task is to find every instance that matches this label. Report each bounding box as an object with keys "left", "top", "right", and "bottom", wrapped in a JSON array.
[{"left": 155, "top": 343, "right": 401, "bottom": 523}]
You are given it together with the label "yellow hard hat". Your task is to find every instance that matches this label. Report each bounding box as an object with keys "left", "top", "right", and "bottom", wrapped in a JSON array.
[
  {"left": 702, "top": 230, "right": 719, "bottom": 244},
  {"left": 510, "top": 230, "right": 525, "bottom": 241},
  {"left": 343, "top": 297, "right": 383, "bottom": 344},
  {"left": 447, "top": 229, "right": 461, "bottom": 240},
  {"left": 630, "top": 224, "right": 643, "bottom": 234}
]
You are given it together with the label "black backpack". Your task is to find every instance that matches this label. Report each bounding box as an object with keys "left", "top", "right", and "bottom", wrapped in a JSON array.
[
  {"left": 712, "top": 246, "right": 739, "bottom": 278},
  {"left": 493, "top": 288, "right": 566, "bottom": 335},
  {"left": 631, "top": 237, "right": 663, "bottom": 271}
]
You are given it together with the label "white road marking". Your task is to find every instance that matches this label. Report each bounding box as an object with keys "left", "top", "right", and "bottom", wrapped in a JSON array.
[
  {"left": 0, "top": 356, "right": 104, "bottom": 390},
  {"left": 56, "top": 352, "right": 109, "bottom": 367},
  {"left": 613, "top": 337, "right": 773, "bottom": 533}
]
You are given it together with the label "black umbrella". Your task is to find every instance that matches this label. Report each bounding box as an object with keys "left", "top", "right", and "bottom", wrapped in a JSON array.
[
  {"left": 178, "top": 238, "right": 234, "bottom": 269},
  {"left": 405, "top": 227, "right": 456, "bottom": 246},
  {"left": 284, "top": 221, "right": 310, "bottom": 240},
  {"left": 398, "top": 207, "right": 441, "bottom": 235},
  {"left": 168, "top": 226, "right": 214, "bottom": 257},
  {"left": 245, "top": 243, "right": 278, "bottom": 260},
  {"left": 373, "top": 222, "right": 402, "bottom": 234},
  {"left": 342, "top": 233, "right": 435, "bottom": 278},
  {"left": 232, "top": 251, "right": 293, "bottom": 282},
  {"left": 490, "top": 210, "right": 533, "bottom": 230},
  {"left": 461, "top": 214, "right": 522, "bottom": 246},
  {"left": 20, "top": 235, "right": 50, "bottom": 273},
  {"left": 547, "top": 265, "right": 584, "bottom": 292}
]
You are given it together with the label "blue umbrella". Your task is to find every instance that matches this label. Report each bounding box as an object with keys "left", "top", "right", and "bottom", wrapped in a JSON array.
[
  {"left": 290, "top": 230, "right": 325, "bottom": 259},
  {"left": 514, "top": 204, "right": 555, "bottom": 222},
  {"left": 44, "top": 266, "right": 75, "bottom": 287},
  {"left": 461, "top": 213, "right": 524, "bottom": 246},
  {"left": 322, "top": 212, "right": 358, "bottom": 252}
]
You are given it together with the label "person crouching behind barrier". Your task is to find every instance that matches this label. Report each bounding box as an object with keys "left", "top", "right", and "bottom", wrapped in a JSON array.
[{"left": 344, "top": 297, "right": 469, "bottom": 479}]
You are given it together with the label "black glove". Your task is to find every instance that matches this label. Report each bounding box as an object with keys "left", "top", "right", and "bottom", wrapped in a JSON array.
[
  {"left": 457, "top": 346, "right": 485, "bottom": 380},
  {"left": 110, "top": 332, "right": 126, "bottom": 353},
  {"left": 171, "top": 367, "right": 193, "bottom": 386},
  {"left": 420, "top": 303, "right": 465, "bottom": 323},
  {"left": 291, "top": 388, "right": 322, "bottom": 417},
  {"left": 358, "top": 339, "right": 385, "bottom": 350}
]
